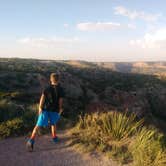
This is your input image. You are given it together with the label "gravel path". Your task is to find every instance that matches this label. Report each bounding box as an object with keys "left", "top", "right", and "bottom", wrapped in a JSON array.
[{"left": 0, "top": 130, "right": 119, "bottom": 166}]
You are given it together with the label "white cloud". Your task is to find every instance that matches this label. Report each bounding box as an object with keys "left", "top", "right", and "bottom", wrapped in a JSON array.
[
  {"left": 129, "top": 28, "right": 166, "bottom": 48},
  {"left": 127, "top": 23, "right": 136, "bottom": 29},
  {"left": 64, "top": 23, "right": 69, "bottom": 28},
  {"left": 77, "top": 22, "right": 121, "bottom": 31},
  {"left": 17, "top": 37, "right": 79, "bottom": 48},
  {"left": 114, "top": 6, "right": 161, "bottom": 22}
]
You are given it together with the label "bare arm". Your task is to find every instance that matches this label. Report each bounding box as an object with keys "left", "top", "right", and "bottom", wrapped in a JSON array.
[
  {"left": 38, "top": 94, "right": 45, "bottom": 115},
  {"left": 58, "top": 98, "right": 63, "bottom": 114}
]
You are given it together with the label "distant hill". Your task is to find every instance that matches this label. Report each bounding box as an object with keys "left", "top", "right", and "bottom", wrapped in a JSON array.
[
  {"left": 0, "top": 57, "right": 166, "bottom": 138},
  {"left": 94, "top": 61, "right": 166, "bottom": 75}
]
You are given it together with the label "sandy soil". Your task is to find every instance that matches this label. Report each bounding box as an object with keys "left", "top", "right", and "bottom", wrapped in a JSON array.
[{"left": 0, "top": 130, "right": 119, "bottom": 166}]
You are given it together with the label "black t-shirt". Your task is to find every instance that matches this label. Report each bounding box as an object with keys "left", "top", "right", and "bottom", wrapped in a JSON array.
[{"left": 42, "top": 84, "right": 65, "bottom": 112}]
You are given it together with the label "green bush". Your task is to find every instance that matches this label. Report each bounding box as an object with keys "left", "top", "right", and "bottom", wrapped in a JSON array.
[
  {"left": 0, "top": 99, "right": 23, "bottom": 122},
  {"left": 0, "top": 101, "right": 38, "bottom": 139},
  {"left": 0, "top": 118, "right": 24, "bottom": 139},
  {"left": 129, "top": 128, "right": 166, "bottom": 166},
  {"left": 22, "top": 110, "right": 37, "bottom": 129}
]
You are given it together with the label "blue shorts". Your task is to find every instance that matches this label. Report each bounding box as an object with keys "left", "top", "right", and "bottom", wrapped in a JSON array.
[{"left": 36, "top": 109, "right": 60, "bottom": 127}]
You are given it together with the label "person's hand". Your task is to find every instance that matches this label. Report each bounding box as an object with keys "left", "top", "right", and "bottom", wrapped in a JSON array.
[
  {"left": 38, "top": 107, "right": 43, "bottom": 115},
  {"left": 59, "top": 108, "right": 63, "bottom": 115}
]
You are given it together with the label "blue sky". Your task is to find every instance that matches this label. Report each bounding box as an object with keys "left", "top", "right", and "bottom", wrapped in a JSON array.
[{"left": 0, "top": 0, "right": 166, "bottom": 61}]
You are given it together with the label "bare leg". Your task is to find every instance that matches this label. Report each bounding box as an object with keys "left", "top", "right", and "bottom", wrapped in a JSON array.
[
  {"left": 26, "top": 125, "right": 39, "bottom": 151},
  {"left": 30, "top": 125, "right": 39, "bottom": 140},
  {"left": 51, "top": 125, "right": 57, "bottom": 138}
]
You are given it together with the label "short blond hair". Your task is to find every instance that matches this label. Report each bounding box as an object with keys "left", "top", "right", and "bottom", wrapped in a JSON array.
[{"left": 50, "top": 73, "right": 59, "bottom": 83}]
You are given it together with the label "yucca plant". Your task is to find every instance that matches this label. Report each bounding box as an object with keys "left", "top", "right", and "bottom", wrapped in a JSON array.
[
  {"left": 75, "top": 111, "right": 143, "bottom": 142},
  {"left": 71, "top": 111, "right": 166, "bottom": 165},
  {"left": 100, "top": 111, "right": 143, "bottom": 141}
]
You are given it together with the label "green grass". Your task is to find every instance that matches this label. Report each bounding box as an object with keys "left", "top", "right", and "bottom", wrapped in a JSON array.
[
  {"left": 70, "top": 111, "right": 166, "bottom": 165},
  {"left": 129, "top": 128, "right": 166, "bottom": 166}
]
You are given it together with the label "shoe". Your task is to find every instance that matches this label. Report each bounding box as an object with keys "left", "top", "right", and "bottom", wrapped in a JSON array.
[
  {"left": 52, "top": 136, "right": 59, "bottom": 143},
  {"left": 26, "top": 139, "right": 35, "bottom": 152}
]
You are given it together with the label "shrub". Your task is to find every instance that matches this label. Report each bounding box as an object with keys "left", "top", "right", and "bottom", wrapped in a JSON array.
[
  {"left": 99, "top": 112, "right": 143, "bottom": 141},
  {"left": 71, "top": 111, "right": 166, "bottom": 165},
  {"left": 0, "top": 118, "right": 24, "bottom": 139},
  {"left": 0, "top": 99, "right": 23, "bottom": 122},
  {"left": 129, "top": 127, "right": 166, "bottom": 166},
  {"left": 71, "top": 111, "right": 143, "bottom": 164},
  {"left": 22, "top": 110, "right": 37, "bottom": 130},
  {"left": 75, "top": 111, "right": 143, "bottom": 141},
  {"left": 0, "top": 102, "right": 38, "bottom": 139}
]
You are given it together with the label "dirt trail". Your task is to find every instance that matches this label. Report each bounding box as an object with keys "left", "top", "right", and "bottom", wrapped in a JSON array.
[{"left": 0, "top": 130, "right": 119, "bottom": 166}]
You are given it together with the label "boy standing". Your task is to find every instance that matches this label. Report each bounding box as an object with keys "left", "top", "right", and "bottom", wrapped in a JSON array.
[{"left": 26, "top": 72, "right": 65, "bottom": 151}]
